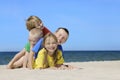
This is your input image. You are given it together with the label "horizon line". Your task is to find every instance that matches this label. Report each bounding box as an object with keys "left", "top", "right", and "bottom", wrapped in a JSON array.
[{"left": 0, "top": 50, "right": 120, "bottom": 52}]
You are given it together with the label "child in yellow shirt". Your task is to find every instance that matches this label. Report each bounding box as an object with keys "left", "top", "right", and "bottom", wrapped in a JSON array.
[{"left": 33, "top": 33, "right": 64, "bottom": 69}]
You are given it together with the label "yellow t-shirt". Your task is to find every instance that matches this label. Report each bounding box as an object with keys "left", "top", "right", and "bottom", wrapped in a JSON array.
[{"left": 33, "top": 48, "right": 64, "bottom": 69}]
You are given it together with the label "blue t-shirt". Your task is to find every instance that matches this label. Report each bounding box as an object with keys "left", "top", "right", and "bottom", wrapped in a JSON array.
[{"left": 32, "top": 38, "right": 63, "bottom": 58}]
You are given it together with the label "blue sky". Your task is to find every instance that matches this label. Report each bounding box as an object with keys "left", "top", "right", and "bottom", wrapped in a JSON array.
[{"left": 0, "top": 0, "right": 120, "bottom": 51}]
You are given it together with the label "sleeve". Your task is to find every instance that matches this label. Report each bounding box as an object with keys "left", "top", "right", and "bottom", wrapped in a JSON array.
[
  {"left": 24, "top": 42, "right": 30, "bottom": 52},
  {"left": 58, "top": 45, "right": 63, "bottom": 53},
  {"left": 56, "top": 50, "right": 64, "bottom": 65},
  {"left": 58, "top": 45, "right": 64, "bottom": 58},
  {"left": 42, "top": 27, "right": 51, "bottom": 36},
  {"left": 32, "top": 38, "right": 43, "bottom": 53},
  {"left": 34, "top": 49, "right": 45, "bottom": 69}
]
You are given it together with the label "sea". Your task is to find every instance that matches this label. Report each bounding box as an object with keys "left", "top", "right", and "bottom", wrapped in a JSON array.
[{"left": 0, "top": 51, "right": 120, "bottom": 65}]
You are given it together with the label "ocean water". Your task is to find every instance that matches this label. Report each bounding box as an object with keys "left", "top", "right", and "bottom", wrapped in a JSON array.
[{"left": 0, "top": 51, "right": 120, "bottom": 65}]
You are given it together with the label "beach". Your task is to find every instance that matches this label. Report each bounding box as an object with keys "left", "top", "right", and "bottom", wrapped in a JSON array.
[{"left": 0, "top": 61, "right": 120, "bottom": 80}]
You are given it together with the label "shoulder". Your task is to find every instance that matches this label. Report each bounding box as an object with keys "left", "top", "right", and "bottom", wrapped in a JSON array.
[
  {"left": 57, "top": 50, "right": 62, "bottom": 56},
  {"left": 38, "top": 48, "right": 46, "bottom": 54},
  {"left": 58, "top": 45, "right": 62, "bottom": 48},
  {"left": 58, "top": 45, "right": 63, "bottom": 52},
  {"left": 43, "top": 27, "right": 51, "bottom": 36}
]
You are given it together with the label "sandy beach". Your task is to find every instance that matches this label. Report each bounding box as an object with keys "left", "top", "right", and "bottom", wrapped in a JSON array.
[{"left": 0, "top": 61, "right": 120, "bottom": 80}]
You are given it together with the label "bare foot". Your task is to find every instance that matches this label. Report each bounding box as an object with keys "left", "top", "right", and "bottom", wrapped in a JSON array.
[{"left": 6, "top": 64, "right": 13, "bottom": 69}]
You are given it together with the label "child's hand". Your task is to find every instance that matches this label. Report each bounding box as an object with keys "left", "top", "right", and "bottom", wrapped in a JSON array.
[{"left": 58, "top": 64, "right": 80, "bottom": 70}]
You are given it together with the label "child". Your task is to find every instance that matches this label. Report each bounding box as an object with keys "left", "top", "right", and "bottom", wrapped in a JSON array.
[
  {"left": 23, "top": 28, "right": 43, "bottom": 68},
  {"left": 7, "top": 16, "right": 50, "bottom": 69},
  {"left": 7, "top": 28, "right": 42, "bottom": 68},
  {"left": 33, "top": 33, "right": 64, "bottom": 69}
]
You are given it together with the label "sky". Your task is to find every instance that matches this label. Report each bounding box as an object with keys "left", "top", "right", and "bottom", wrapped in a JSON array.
[{"left": 0, "top": 0, "right": 120, "bottom": 51}]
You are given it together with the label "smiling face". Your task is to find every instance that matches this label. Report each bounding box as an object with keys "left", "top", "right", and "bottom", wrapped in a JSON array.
[
  {"left": 35, "top": 21, "right": 44, "bottom": 30},
  {"left": 54, "top": 28, "right": 69, "bottom": 45},
  {"left": 43, "top": 33, "right": 58, "bottom": 55},
  {"left": 26, "top": 16, "right": 43, "bottom": 31},
  {"left": 29, "top": 28, "right": 43, "bottom": 47}
]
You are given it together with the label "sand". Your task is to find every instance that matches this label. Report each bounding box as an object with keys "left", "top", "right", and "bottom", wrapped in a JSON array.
[{"left": 0, "top": 61, "right": 120, "bottom": 80}]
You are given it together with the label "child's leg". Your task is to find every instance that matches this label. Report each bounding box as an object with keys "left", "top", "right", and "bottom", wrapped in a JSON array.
[
  {"left": 7, "top": 48, "right": 26, "bottom": 69},
  {"left": 23, "top": 51, "right": 29, "bottom": 68}
]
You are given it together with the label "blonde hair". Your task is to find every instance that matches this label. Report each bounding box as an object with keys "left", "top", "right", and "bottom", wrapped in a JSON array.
[
  {"left": 42, "top": 33, "right": 58, "bottom": 66},
  {"left": 26, "top": 16, "right": 42, "bottom": 31},
  {"left": 42, "top": 33, "right": 58, "bottom": 46}
]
